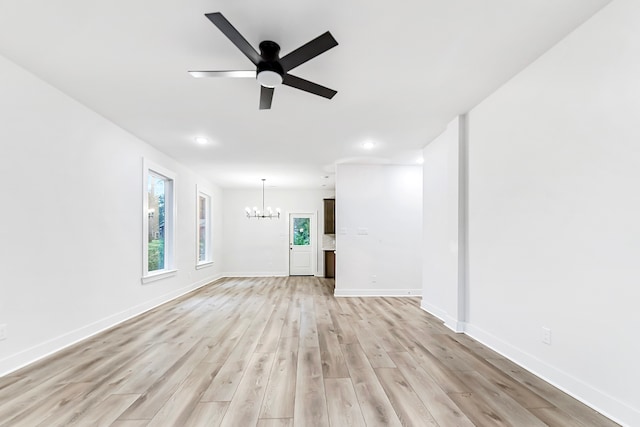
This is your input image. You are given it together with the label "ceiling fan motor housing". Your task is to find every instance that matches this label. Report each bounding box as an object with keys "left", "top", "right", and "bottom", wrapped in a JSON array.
[{"left": 257, "top": 41, "right": 284, "bottom": 87}]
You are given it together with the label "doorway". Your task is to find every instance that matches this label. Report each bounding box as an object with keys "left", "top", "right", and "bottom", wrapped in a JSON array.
[{"left": 289, "top": 213, "right": 315, "bottom": 276}]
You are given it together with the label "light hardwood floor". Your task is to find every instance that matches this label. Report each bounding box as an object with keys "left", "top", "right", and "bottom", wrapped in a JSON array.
[{"left": 0, "top": 277, "right": 619, "bottom": 426}]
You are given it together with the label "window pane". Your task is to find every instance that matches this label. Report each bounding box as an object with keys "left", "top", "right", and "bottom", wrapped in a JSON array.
[
  {"left": 148, "top": 173, "right": 166, "bottom": 272},
  {"left": 198, "top": 195, "right": 207, "bottom": 262},
  {"left": 293, "top": 218, "right": 310, "bottom": 246}
]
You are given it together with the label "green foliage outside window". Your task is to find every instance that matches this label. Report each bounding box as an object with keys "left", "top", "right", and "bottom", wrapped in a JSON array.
[
  {"left": 148, "top": 239, "right": 165, "bottom": 271},
  {"left": 293, "top": 218, "right": 310, "bottom": 246},
  {"left": 148, "top": 177, "right": 166, "bottom": 272}
]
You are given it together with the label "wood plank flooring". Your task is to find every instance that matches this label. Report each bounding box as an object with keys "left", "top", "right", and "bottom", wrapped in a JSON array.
[{"left": 0, "top": 277, "right": 619, "bottom": 426}]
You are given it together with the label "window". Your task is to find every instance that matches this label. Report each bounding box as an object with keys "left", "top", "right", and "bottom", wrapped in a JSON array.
[
  {"left": 196, "top": 187, "right": 213, "bottom": 267},
  {"left": 143, "top": 159, "right": 176, "bottom": 282},
  {"left": 293, "top": 217, "right": 311, "bottom": 246},
  {"left": 148, "top": 172, "right": 167, "bottom": 271}
]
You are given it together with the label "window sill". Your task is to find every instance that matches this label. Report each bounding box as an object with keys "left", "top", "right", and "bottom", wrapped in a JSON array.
[
  {"left": 196, "top": 261, "right": 214, "bottom": 270},
  {"left": 142, "top": 269, "right": 178, "bottom": 284}
]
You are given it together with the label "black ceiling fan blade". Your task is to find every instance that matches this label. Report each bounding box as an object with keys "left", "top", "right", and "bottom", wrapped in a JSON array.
[
  {"left": 189, "top": 70, "right": 256, "bottom": 78},
  {"left": 205, "top": 12, "right": 261, "bottom": 65},
  {"left": 282, "top": 74, "right": 337, "bottom": 99},
  {"left": 280, "top": 31, "right": 338, "bottom": 72},
  {"left": 260, "top": 86, "right": 275, "bottom": 110}
]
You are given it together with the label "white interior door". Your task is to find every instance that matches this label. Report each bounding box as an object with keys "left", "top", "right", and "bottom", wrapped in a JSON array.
[{"left": 289, "top": 213, "right": 313, "bottom": 276}]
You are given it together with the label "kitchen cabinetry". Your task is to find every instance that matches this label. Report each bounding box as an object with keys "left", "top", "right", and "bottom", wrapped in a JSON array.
[
  {"left": 323, "top": 198, "right": 336, "bottom": 279},
  {"left": 323, "top": 198, "right": 335, "bottom": 234},
  {"left": 324, "top": 250, "right": 335, "bottom": 278}
]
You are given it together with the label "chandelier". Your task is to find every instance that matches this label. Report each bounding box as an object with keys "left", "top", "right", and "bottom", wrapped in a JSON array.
[{"left": 245, "top": 179, "right": 281, "bottom": 219}]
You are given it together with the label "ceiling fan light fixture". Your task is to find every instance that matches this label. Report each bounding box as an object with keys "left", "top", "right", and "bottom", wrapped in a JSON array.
[
  {"left": 257, "top": 70, "right": 283, "bottom": 88},
  {"left": 191, "top": 13, "right": 338, "bottom": 109}
]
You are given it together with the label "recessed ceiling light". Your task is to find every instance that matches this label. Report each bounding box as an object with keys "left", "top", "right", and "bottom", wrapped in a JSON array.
[
  {"left": 194, "top": 136, "right": 208, "bottom": 145},
  {"left": 362, "top": 141, "right": 374, "bottom": 150}
]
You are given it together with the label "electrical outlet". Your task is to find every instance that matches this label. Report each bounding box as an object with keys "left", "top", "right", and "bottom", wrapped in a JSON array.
[
  {"left": 0, "top": 324, "right": 7, "bottom": 341},
  {"left": 542, "top": 327, "right": 551, "bottom": 345}
]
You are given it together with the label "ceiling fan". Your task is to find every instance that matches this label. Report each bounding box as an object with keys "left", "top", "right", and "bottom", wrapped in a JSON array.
[{"left": 189, "top": 12, "right": 338, "bottom": 110}]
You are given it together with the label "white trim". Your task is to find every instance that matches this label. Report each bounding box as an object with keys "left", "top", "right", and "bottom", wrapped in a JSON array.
[
  {"left": 420, "top": 299, "right": 448, "bottom": 321},
  {"left": 141, "top": 269, "right": 177, "bottom": 284},
  {"left": 464, "top": 323, "right": 634, "bottom": 427},
  {"left": 0, "top": 274, "right": 223, "bottom": 377},
  {"left": 334, "top": 288, "right": 421, "bottom": 297},
  {"left": 420, "top": 300, "right": 467, "bottom": 333},
  {"left": 196, "top": 184, "right": 213, "bottom": 267},
  {"left": 457, "top": 114, "right": 469, "bottom": 324},
  {"left": 195, "top": 261, "right": 214, "bottom": 270},
  {"left": 222, "top": 272, "right": 289, "bottom": 278},
  {"left": 446, "top": 320, "right": 467, "bottom": 334}
]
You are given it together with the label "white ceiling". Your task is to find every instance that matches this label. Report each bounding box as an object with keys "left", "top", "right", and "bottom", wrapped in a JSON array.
[{"left": 0, "top": 0, "right": 610, "bottom": 189}]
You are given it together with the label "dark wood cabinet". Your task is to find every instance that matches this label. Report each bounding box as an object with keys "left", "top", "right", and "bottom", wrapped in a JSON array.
[
  {"left": 324, "top": 251, "right": 335, "bottom": 278},
  {"left": 324, "top": 198, "right": 335, "bottom": 234}
]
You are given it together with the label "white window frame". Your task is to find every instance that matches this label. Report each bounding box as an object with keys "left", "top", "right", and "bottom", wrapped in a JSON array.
[
  {"left": 142, "top": 158, "right": 177, "bottom": 283},
  {"left": 196, "top": 185, "right": 213, "bottom": 269}
]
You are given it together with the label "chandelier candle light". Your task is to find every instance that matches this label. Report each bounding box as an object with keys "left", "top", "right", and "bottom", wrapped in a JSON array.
[{"left": 246, "top": 179, "right": 281, "bottom": 219}]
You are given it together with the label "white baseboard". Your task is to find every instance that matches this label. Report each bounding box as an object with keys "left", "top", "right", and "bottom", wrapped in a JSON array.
[
  {"left": 0, "top": 274, "right": 223, "bottom": 377},
  {"left": 222, "top": 272, "right": 288, "bottom": 278},
  {"left": 334, "top": 288, "right": 421, "bottom": 297},
  {"left": 464, "top": 323, "right": 637, "bottom": 427},
  {"left": 420, "top": 300, "right": 448, "bottom": 322},
  {"left": 420, "top": 301, "right": 466, "bottom": 333},
  {"left": 222, "top": 272, "right": 328, "bottom": 278}
]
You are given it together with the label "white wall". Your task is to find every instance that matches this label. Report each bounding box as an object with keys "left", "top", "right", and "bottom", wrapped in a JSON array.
[
  {"left": 335, "top": 164, "right": 422, "bottom": 296},
  {"left": 462, "top": 1, "right": 639, "bottom": 424},
  {"left": 221, "top": 188, "right": 334, "bottom": 277},
  {"left": 421, "top": 117, "right": 467, "bottom": 331},
  {"left": 0, "top": 54, "right": 223, "bottom": 375}
]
